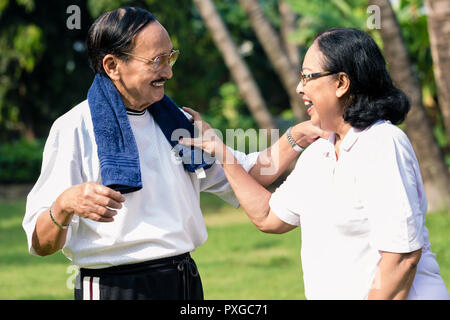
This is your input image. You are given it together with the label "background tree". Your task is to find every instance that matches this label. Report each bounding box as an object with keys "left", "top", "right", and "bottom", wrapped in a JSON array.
[
  {"left": 0, "top": 0, "right": 92, "bottom": 141},
  {"left": 279, "top": 0, "right": 300, "bottom": 70},
  {"left": 192, "top": 0, "right": 275, "bottom": 131},
  {"left": 370, "top": 0, "right": 450, "bottom": 210},
  {"left": 238, "top": 0, "right": 307, "bottom": 122},
  {"left": 425, "top": 0, "right": 450, "bottom": 140}
]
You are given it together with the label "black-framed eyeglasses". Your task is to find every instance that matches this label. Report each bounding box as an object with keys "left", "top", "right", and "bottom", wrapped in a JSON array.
[
  {"left": 299, "top": 70, "right": 336, "bottom": 86},
  {"left": 123, "top": 49, "right": 180, "bottom": 71}
]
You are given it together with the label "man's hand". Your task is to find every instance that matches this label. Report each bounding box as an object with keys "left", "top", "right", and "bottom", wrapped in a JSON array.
[
  {"left": 55, "top": 182, "right": 125, "bottom": 223},
  {"left": 33, "top": 182, "right": 125, "bottom": 256}
]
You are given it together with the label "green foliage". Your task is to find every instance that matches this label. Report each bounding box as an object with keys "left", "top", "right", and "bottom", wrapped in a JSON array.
[
  {"left": 15, "top": 0, "right": 33, "bottom": 12},
  {"left": 0, "top": 0, "right": 447, "bottom": 164},
  {"left": 389, "top": 1, "right": 447, "bottom": 153},
  {"left": 202, "top": 82, "right": 260, "bottom": 153},
  {"left": 87, "top": 0, "right": 134, "bottom": 18},
  {"left": 12, "top": 24, "right": 43, "bottom": 72},
  {"left": 0, "top": 138, "right": 44, "bottom": 183},
  {"left": 0, "top": 18, "right": 43, "bottom": 133},
  {"left": 286, "top": 0, "right": 370, "bottom": 47},
  {"left": 0, "top": 0, "right": 94, "bottom": 140},
  {"left": 203, "top": 82, "right": 255, "bottom": 131},
  {"left": 394, "top": 0, "right": 437, "bottom": 105}
]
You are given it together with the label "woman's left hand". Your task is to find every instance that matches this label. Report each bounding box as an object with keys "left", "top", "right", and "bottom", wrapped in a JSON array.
[
  {"left": 291, "top": 120, "right": 330, "bottom": 148},
  {"left": 179, "top": 106, "right": 226, "bottom": 158}
]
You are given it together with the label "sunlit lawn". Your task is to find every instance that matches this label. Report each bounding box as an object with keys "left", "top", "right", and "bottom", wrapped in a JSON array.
[{"left": 0, "top": 194, "right": 448, "bottom": 300}]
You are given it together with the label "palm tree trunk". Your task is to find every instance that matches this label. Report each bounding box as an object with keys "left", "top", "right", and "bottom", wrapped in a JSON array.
[
  {"left": 238, "top": 0, "right": 308, "bottom": 122},
  {"left": 370, "top": 0, "right": 450, "bottom": 210},
  {"left": 193, "top": 0, "right": 275, "bottom": 130},
  {"left": 425, "top": 0, "right": 450, "bottom": 139},
  {"left": 279, "top": 0, "right": 300, "bottom": 69}
]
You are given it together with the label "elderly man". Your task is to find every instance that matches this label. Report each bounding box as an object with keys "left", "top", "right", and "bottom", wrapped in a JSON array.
[{"left": 22, "top": 7, "right": 325, "bottom": 300}]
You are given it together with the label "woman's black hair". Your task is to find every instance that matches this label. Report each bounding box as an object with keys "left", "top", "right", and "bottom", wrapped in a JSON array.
[
  {"left": 86, "top": 7, "right": 156, "bottom": 74},
  {"left": 313, "top": 27, "right": 410, "bottom": 129}
]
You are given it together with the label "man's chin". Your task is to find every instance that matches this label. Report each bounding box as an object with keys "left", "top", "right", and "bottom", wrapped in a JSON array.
[{"left": 147, "top": 91, "right": 165, "bottom": 106}]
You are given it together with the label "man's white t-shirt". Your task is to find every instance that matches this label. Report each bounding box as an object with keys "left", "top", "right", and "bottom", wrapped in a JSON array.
[
  {"left": 22, "top": 100, "right": 258, "bottom": 269},
  {"left": 269, "top": 120, "right": 449, "bottom": 300}
]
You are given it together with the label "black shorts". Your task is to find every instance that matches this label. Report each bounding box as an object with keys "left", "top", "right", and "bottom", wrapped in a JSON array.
[{"left": 74, "top": 252, "right": 203, "bottom": 300}]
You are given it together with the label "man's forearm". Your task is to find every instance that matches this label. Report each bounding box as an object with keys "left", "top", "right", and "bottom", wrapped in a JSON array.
[{"left": 32, "top": 200, "right": 72, "bottom": 256}]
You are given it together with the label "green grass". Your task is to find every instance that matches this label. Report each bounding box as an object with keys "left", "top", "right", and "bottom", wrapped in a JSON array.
[
  {"left": 193, "top": 194, "right": 304, "bottom": 299},
  {"left": 0, "top": 194, "right": 449, "bottom": 299}
]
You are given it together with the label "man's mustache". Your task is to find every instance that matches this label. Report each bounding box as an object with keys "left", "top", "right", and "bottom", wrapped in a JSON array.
[{"left": 151, "top": 78, "right": 168, "bottom": 84}]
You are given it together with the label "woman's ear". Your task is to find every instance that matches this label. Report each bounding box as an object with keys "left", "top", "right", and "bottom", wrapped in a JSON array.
[
  {"left": 336, "top": 72, "right": 350, "bottom": 98},
  {"left": 102, "top": 54, "right": 120, "bottom": 81}
]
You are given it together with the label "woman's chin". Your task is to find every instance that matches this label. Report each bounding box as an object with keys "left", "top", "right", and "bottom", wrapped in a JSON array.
[{"left": 310, "top": 114, "right": 321, "bottom": 127}]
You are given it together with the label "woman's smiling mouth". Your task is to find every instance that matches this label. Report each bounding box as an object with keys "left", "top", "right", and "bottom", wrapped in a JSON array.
[{"left": 303, "top": 99, "right": 314, "bottom": 114}]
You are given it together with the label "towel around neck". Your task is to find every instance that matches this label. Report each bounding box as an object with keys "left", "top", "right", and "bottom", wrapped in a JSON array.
[{"left": 87, "top": 73, "right": 213, "bottom": 194}]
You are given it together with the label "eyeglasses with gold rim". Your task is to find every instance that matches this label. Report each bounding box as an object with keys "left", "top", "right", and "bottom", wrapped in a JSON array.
[{"left": 123, "top": 49, "right": 180, "bottom": 71}]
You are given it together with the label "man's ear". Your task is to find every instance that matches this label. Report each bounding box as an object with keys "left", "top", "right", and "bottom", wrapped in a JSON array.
[
  {"left": 102, "top": 54, "right": 120, "bottom": 81},
  {"left": 336, "top": 72, "right": 350, "bottom": 98}
]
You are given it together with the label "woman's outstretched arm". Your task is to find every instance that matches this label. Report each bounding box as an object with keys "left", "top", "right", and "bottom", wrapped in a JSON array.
[{"left": 179, "top": 107, "right": 326, "bottom": 233}]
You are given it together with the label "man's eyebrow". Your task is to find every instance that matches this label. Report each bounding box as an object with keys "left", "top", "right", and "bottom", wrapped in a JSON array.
[{"left": 151, "top": 47, "right": 174, "bottom": 58}]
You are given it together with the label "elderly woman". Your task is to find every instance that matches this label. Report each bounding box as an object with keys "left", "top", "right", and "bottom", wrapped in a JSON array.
[{"left": 181, "top": 28, "right": 450, "bottom": 300}]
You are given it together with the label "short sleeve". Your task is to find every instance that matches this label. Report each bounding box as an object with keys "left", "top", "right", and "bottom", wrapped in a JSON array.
[
  {"left": 364, "top": 127, "right": 426, "bottom": 253},
  {"left": 22, "top": 119, "right": 84, "bottom": 255},
  {"left": 200, "top": 148, "right": 259, "bottom": 208},
  {"left": 269, "top": 165, "right": 301, "bottom": 227}
]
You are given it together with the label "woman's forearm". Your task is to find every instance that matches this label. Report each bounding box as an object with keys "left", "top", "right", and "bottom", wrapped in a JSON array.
[
  {"left": 249, "top": 122, "right": 327, "bottom": 187},
  {"left": 367, "top": 250, "right": 421, "bottom": 299},
  {"left": 249, "top": 133, "right": 299, "bottom": 187},
  {"left": 219, "top": 146, "right": 273, "bottom": 230}
]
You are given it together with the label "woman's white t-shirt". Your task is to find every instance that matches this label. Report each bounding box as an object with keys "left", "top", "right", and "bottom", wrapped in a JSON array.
[{"left": 270, "top": 120, "right": 449, "bottom": 300}]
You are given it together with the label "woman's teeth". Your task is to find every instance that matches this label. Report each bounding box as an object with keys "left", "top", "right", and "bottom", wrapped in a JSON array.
[{"left": 304, "top": 101, "right": 314, "bottom": 114}]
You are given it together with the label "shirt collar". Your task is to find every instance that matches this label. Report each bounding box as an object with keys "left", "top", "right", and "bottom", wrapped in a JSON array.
[
  {"left": 321, "top": 120, "right": 387, "bottom": 159},
  {"left": 341, "top": 126, "right": 361, "bottom": 152},
  {"left": 126, "top": 108, "right": 147, "bottom": 116},
  {"left": 340, "top": 119, "right": 387, "bottom": 152},
  {"left": 324, "top": 122, "right": 374, "bottom": 157}
]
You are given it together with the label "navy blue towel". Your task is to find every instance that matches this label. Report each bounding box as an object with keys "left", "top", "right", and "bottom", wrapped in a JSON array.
[{"left": 87, "top": 73, "right": 213, "bottom": 194}]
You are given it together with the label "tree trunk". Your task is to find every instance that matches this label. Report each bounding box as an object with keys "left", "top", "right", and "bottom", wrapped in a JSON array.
[
  {"left": 238, "top": 0, "right": 308, "bottom": 122},
  {"left": 279, "top": 0, "right": 300, "bottom": 69},
  {"left": 370, "top": 0, "right": 450, "bottom": 210},
  {"left": 425, "top": 0, "right": 450, "bottom": 139},
  {"left": 193, "top": 0, "right": 275, "bottom": 130}
]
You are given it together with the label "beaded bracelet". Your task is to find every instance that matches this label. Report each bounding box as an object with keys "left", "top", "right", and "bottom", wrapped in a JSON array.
[{"left": 49, "top": 203, "right": 70, "bottom": 230}]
